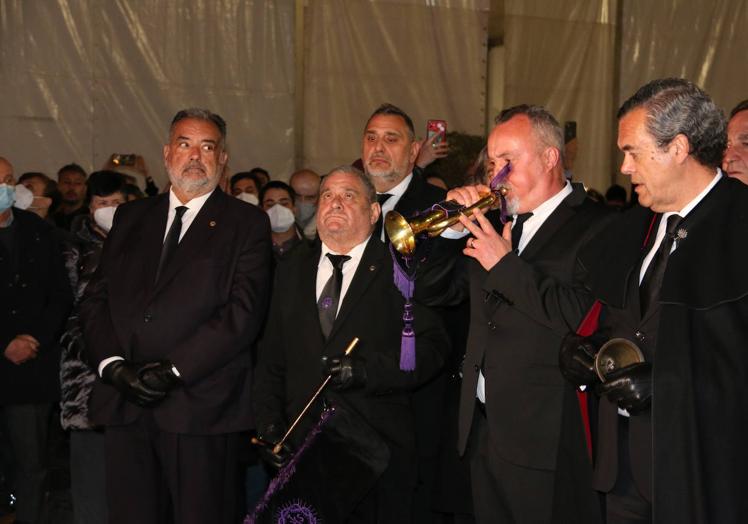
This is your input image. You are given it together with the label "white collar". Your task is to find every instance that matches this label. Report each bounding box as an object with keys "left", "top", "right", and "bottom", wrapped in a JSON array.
[
  {"left": 168, "top": 187, "right": 214, "bottom": 211},
  {"left": 319, "top": 236, "right": 370, "bottom": 266},
  {"left": 378, "top": 173, "right": 413, "bottom": 198}
]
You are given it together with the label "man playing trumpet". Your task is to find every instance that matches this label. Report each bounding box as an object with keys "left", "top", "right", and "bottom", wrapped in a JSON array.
[{"left": 447, "top": 105, "right": 611, "bottom": 523}]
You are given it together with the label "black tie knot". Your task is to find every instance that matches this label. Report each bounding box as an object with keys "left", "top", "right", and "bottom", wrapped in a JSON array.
[
  {"left": 377, "top": 193, "right": 393, "bottom": 206},
  {"left": 511, "top": 212, "right": 533, "bottom": 252},
  {"left": 326, "top": 253, "right": 350, "bottom": 271},
  {"left": 514, "top": 212, "right": 533, "bottom": 227},
  {"left": 175, "top": 205, "right": 188, "bottom": 219},
  {"left": 665, "top": 214, "right": 683, "bottom": 241}
]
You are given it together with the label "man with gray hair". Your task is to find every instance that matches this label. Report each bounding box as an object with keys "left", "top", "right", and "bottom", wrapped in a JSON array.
[
  {"left": 254, "top": 165, "right": 448, "bottom": 522},
  {"left": 560, "top": 78, "right": 748, "bottom": 522},
  {"left": 81, "top": 108, "right": 272, "bottom": 523},
  {"left": 445, "top": 104, "right": 611, "bottom": 523}
]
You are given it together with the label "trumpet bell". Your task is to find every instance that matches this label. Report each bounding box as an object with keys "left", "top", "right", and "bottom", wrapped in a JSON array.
[
  {"left": 385, "top": 211, "right": 418, "bottom": 257},
  {"left": 594, "top": 338, "right": 645, "bottom": 382}
]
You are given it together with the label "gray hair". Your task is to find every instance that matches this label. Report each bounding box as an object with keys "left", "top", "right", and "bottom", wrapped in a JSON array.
[
  {"left": 617, "top": 78, "right": 726, "bottom": 169},
  {"left": 495, "top": 105, "right": 565, "bottom": 167},
  {"left": 323, "top": 165, "right": 376, "bottom": 204},
  {"left": 169, "top": 108, "right": 227, "bottom": 145}
]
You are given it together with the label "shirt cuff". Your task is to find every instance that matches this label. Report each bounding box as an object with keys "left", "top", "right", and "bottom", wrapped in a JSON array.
[
  {"left": 441, "top": 227, "right": 470, "bottom": 240},
  {"left": 98, "top": 356, "right": 125, "bottom": 377}
]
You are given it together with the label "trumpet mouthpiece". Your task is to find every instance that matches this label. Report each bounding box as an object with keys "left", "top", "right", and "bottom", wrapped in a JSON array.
[{"left": 498, "top": 186, "right": 509, "bottom": 197}]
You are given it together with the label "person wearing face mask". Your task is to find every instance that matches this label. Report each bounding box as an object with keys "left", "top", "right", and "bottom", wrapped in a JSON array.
[
  {"left": 58, "top": 170, "right": 127, "bottom": 524},
  {"left": 17, "top": 172, "right": 58, "bottom": 221},
  {"left": 289, "top": 169, "right": 321, "bottom": 240},
  {"left": 259, "top": 181, "right": 307, "bottom": 262},
  {"left": 0, "top": 156, "right": 73, "bottom": 524},
  {"left": 230, "top": 171, "right": 262, "bottom": 206}
]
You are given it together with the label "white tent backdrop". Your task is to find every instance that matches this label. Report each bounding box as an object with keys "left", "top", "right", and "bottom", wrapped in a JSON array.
[
  {"left": 301, "top": 0, "right": 490, "bottom": 173},
  {"left": 0, "top": 0, "right": 296, "bottom": 186}
]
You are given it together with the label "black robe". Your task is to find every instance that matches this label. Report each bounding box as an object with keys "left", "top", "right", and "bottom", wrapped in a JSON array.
[{"left": 581, "top": 176, "right": 748, "bottom": 522}]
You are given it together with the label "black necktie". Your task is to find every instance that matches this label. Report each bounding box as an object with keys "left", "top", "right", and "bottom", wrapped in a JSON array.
[
  {"left": 511, "top": 212, "right": 533, "bottom": 252},
  {"left": 374, "top": 193, "right": 393, "bottom": 241},
  {"left": 639, "top": 214, "right": 683, "bottom": 315},
  {"left": 155, "top": 205, "right": 188, "bottom": 282},
  {"left": 318, "top": 253, "right": 350, "bottom": 338}
]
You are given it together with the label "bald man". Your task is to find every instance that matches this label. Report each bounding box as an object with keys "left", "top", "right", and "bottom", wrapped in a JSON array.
[{"left": 289, "top": 169, "right": 320, "bottom": 240}]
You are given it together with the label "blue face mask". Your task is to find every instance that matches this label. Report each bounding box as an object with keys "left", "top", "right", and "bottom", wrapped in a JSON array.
[{"left": 0, "top": 184, "right": 14, "bottom": 212}]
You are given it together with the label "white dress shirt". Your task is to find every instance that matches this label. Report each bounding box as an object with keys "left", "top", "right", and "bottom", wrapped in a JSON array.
[
  {"left": 376, "top": 173, "right": 413, "bottom": 242},
  {"left": 477, "top": 181, "right": 573, "bottom": 403},
  {"left": 316, "top": 237, "right": 370, "bottom": 315},
  {"left": 98, "top": 188, "right": 216, "bottom": 377}
]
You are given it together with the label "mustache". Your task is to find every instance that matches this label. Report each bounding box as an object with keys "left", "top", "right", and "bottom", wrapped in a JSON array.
[{"left": 183, "top": 161, "right": 206, "bottom": 173}]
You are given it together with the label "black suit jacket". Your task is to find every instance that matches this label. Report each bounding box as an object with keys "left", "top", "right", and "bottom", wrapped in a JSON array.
[
  {"left": 456, "top": 184, "right": 611, "bottom": 520},
  {"left": 81, "top": 189, "right": 272, "bottom": 434},
  {"left": 253, "top": 237, "right": 448, "bottom": 459},
  {"left": 0, "top": 209, "right": 72, "bottom": 404}
]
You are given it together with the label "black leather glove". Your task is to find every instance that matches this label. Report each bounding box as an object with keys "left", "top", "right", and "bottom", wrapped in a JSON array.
[
  {"left": 321, "top": 354, "right": 367, "bottom": 391},
  {"left": 101, "top": 360, "right": 167, "bottom": 407},
  {"left": 559, "top": 333, "right": 601, "bottom": 387},
  {"left": 256, "top": 424, "right": 293, "bottom": 470},
  {"left": 138, "top": 360, "right": 183, "bottom": 392},
  {"left": 595, "top": 362, "right": 652, "bottom": 415}
]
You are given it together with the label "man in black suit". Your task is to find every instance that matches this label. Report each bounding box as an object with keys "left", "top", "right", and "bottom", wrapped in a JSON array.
[
  {"left": 0, "top": 157, "right": 72, "bottom": 524},
  {"left": 80, "top": 108, "right": 272, "bottom": 524},
  {"left": 361, "top": 103, "right": 468, "bottom": 522},
  {"left": 562, "top": 78, "right": 748, "bottom": 523},
  {"left": 253, "top": 165, "right": 448, "bottom": 523},
  {"left": 449, "top": 105, "right": 610, "bottom": 523}
]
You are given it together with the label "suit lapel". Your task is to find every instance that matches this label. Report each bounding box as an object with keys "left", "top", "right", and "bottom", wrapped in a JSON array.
[
  {"left": 327, "top": 237, "right": 386, "bottom": 342},
  {"left": 302, "top": 243, "right": 326, "bottom": 343},
  {"left": 520, "top": 185, "right": 584, "bottom": 260},
  {"left": 152, "top": 190, "right": 226, "bottom": 294},
  {"left": 124, "top": 195, "right": 169, "bottom": 295}
]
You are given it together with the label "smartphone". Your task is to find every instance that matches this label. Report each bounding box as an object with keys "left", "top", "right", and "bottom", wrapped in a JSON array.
[
  {"left": 427, "top": 119, "right": 447, "bottom": 145},
  {"left": 112, "top": 154, "right": 137, "bottom": 166}
]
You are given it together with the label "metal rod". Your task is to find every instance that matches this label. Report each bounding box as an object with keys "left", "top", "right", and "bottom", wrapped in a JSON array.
[{"left": 271, "top": 337, "right": 360, "bottom": 454}]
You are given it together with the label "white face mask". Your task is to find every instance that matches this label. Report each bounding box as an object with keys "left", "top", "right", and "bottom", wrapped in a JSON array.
[
  {"left": 266, "top": 203, "right": 296, "bottom": 233},
  {"left": 93, "top": 206, "right": 117, "bottom": 233},
  {"left": 295, "top": 201, "right": 316, "bottom": 223},
  {"left": 13, "top": 184, "right": 34, "bottom": 210},
  {"left": 236, "top": 192, "right": 259, "bottom": 206}
]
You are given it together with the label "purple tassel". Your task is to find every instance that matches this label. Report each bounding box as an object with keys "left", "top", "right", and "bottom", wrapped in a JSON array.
[
  {"left": 489, "top": 162, "right": 512, "bottom": 224},
  {"left": 399, "top": 303, "right": 416, "bottom": 371},
  {"left": 390, "top": 245, "right": 416, "bottom": 371},
  {"left": 245, "top": 407, "right": 335, "bottom": 523}
]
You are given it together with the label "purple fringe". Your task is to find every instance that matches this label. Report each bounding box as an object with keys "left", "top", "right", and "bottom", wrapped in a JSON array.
[
  {"left": 390, "top": 245, "right": 416, "bottom": 371},
  {"left": 489, "top": 162, "right": 512, "bottom": 224},
  {"left": 245, "top": 407, "right": 335, "bottom": 524}
]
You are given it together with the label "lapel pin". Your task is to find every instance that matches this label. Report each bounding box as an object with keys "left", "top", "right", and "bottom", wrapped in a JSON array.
[
  {"left": 369, "top": 265, "right": 376, "bottom": 271},
  {"left": 209, "top": 220, "right": 216, "bottom": 227},
  {"left": 676, "top": 228, "right": 687, "bottom": 240}
]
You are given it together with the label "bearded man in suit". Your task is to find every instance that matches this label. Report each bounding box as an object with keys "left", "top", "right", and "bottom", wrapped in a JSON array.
[{"left": 80, "top": 108, "right": 272, "bottom": 524}]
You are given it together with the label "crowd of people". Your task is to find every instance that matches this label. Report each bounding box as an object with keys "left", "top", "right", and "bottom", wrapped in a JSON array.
[{"left": 0, "top": 78, "right": 746, "bottom": 524}]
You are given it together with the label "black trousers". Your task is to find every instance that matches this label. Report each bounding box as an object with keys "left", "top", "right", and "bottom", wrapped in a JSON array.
[
  {"left": 0, "top": 403, "right": 52, "bottom": 524},
  {"left": 605, "top": 417, "right": 651, "bottom": 524},
  {"left": 469, "top": 406, "right": 555, "bottom": 524},
  {"left": 104, "top": 413, "right": 239, "bottom": 524}
]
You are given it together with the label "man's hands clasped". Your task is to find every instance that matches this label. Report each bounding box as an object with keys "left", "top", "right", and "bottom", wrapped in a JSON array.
[{"left": 101, "top": 359, "right": 183, "bottom": 407}]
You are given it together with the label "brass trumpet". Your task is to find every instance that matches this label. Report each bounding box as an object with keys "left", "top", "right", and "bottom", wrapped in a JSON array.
[{"left": 385, "top": 187, "right": 509, "bottom": 257}]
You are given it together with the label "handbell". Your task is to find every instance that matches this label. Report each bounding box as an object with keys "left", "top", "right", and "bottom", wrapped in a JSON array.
[
  {"left": 385, "top": 187, "right": 508, "bottom": 257},
  {"left": 594, "top": 338, "right": 645, "bottom": 382}
]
